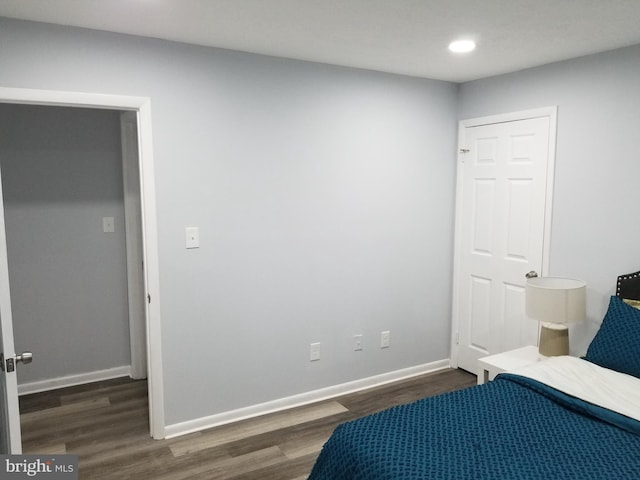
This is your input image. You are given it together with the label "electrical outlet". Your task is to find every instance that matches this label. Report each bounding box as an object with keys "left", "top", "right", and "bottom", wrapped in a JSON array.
[
  {"left": 353, "top": 334, "right": 363, "bottom": 351},
  {"left": 380, "top": 330, "right": 390, "bottom": 348},
  {"left": 310, "top": 342, "right": 321, "bottom": 361}
]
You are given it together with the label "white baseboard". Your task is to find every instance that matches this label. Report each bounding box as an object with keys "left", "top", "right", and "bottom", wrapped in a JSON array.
[
  {"left": 18, "top": 366, "right": 132, "bottom": 396},
  {"left": 164, "top": 358, "right": 451, "bottom": 439}
]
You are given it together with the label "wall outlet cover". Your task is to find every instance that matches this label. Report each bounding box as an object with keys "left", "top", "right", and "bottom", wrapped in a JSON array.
[{"left": 381, "top": 330, "right": 390, "bottom": 348}]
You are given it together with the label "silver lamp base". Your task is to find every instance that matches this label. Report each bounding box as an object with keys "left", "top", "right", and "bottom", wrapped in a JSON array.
[{"left": 539, "top": 322, "right": 569, "bottom": 356}]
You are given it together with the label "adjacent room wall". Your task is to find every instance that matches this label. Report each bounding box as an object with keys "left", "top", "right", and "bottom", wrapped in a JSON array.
[
  {"left": 0, "top": 104, "right": 130, "bottom": 386},
  {"left": 458, "top": 44, "right": 640, "bottom": 355},
  {"left": 0, "top": 18, "right": 459, "bottom": 426}
]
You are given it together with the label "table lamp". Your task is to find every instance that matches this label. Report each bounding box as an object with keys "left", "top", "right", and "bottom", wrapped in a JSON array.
[{"left": 525, "top": 275, "right": 586, "bottom": 356}]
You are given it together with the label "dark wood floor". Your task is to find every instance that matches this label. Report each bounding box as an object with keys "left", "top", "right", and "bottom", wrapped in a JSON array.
[{"left": 20, "top": 368, "right": 476, "bottom": 480}]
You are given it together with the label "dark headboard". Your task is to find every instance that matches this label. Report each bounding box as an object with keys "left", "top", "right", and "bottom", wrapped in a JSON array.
[{"left": 616, "top": 270, "right": 640, "bottom": 301}]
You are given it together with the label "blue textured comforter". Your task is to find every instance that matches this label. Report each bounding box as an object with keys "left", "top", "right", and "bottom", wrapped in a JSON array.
[{"left": 308, "top": 374, "right": 640, "bottom": 479}]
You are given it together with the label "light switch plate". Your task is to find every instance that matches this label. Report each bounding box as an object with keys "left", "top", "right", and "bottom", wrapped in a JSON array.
[
  {"left": 102, "top": 217, "right": 115, "bottom": 233},
  {"left": 310, "top": 342, "right": 321, "bottom": 362},
  {"left": 185, "top": 227, "right": 199, "bottom": 249}
]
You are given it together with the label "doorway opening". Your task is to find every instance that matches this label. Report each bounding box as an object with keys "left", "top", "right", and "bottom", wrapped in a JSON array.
[{"left": 0, "top": 87, "right": 164, "bottom": 451}]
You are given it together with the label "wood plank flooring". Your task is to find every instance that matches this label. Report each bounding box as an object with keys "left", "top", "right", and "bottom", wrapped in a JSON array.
[{"left": 20, "top": 368, "right": 476, "bottom": 480}]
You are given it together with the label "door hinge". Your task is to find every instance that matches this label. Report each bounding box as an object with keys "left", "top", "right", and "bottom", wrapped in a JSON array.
[
  {"left": 455, "top": 332, "right": 460, "bottom": 345},
  {"left": 147, "top": 293, "right": 151, "bottom": 304}
]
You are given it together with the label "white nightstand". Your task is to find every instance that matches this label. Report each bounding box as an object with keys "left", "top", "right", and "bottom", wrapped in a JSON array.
[{"left": 477, "top": 345, "right": 541, "bottom": 385}]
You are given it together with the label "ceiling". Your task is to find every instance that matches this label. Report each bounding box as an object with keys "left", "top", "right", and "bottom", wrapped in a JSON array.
[{"left": 1, "top": 0, "right": 640, "bottom": 82}]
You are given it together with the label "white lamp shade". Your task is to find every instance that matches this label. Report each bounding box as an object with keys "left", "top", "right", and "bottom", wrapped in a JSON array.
[{"left": 526, "top": 277, "right": 586, "bottom": 324}]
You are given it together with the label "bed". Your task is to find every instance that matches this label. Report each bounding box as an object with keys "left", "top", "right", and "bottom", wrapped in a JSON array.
[{"left": 308, "top": 271, "right": 640, "bottom": 480}]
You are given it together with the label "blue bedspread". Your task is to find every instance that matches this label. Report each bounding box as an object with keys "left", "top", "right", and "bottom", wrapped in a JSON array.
[{"left": 308, "top": 374, "right": 640, "bottom": 479}]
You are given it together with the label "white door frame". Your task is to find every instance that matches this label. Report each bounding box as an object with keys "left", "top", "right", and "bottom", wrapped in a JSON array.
[
  {"left": 121, "top": 111, "right": 147, "bottom": 380},
  {"left": 450, "top": 106, "right": 557, "bottom": 368},
  {"left": 0, "top": 86, "right": 165, "bottom": 439}
]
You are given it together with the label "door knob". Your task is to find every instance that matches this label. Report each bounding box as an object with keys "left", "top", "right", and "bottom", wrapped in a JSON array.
[
  {"left": 16, "top": 352, "right": 33, "bottom": 365},
  {"left": 525, "top": 271, "right": 539, "bottom": 279},
  {"left": 0, "top": 351, "right": 33, "bottom": 372}
]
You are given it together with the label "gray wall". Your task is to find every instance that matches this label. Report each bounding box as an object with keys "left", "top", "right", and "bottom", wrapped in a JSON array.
[
  {"left": 0, "top": 18, "right": 459, "bottom": 425},
  {"left": 0, "top": 104, "right": 130, "bottom": 384},
  {"left": 458, "top": 44, "right": 640, "bottom": 354}
]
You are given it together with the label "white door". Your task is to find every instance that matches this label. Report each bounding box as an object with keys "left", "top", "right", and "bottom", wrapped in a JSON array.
[
  {"left": 452, "top": 109, "right": 556, "bottom": 374},
  {"left": 0, "top": 170, "right": 23, "bottom": 454}
]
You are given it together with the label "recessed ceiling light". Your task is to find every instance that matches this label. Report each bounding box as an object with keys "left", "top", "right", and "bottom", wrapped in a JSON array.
[{"left": 448, "top": 40, "right": 476, "bottom": 53}]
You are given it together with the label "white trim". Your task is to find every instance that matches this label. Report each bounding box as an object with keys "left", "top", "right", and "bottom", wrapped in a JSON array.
[
  {"left": 136, "top": 100, "right": 166, "bottom": 439},
  {"left": 18, "top": 366, "right": 131, "bottom": 396},
  {"left": 541, "top": 108, "right": 558, "bottom": 276},
  {"left": 458, "top": 106, "right": 558, "bottom": 128},
  {"left": 450, "top": 106, "right": 558, "bottom": 368},
  {"left": 0, "top": 87, "right": 144, "bottom": 111},
  {"left": 120, "top": 112, "right": 147, "bottom": 380},
  {"left": 0, "top": 86, "right": 165, "bottom": 439},
  {"left": 164, "top": 359, "right": 450, "bottom": 439},
  {"left": 449, "top": 123, "right": 468, "bottom": 369}
]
